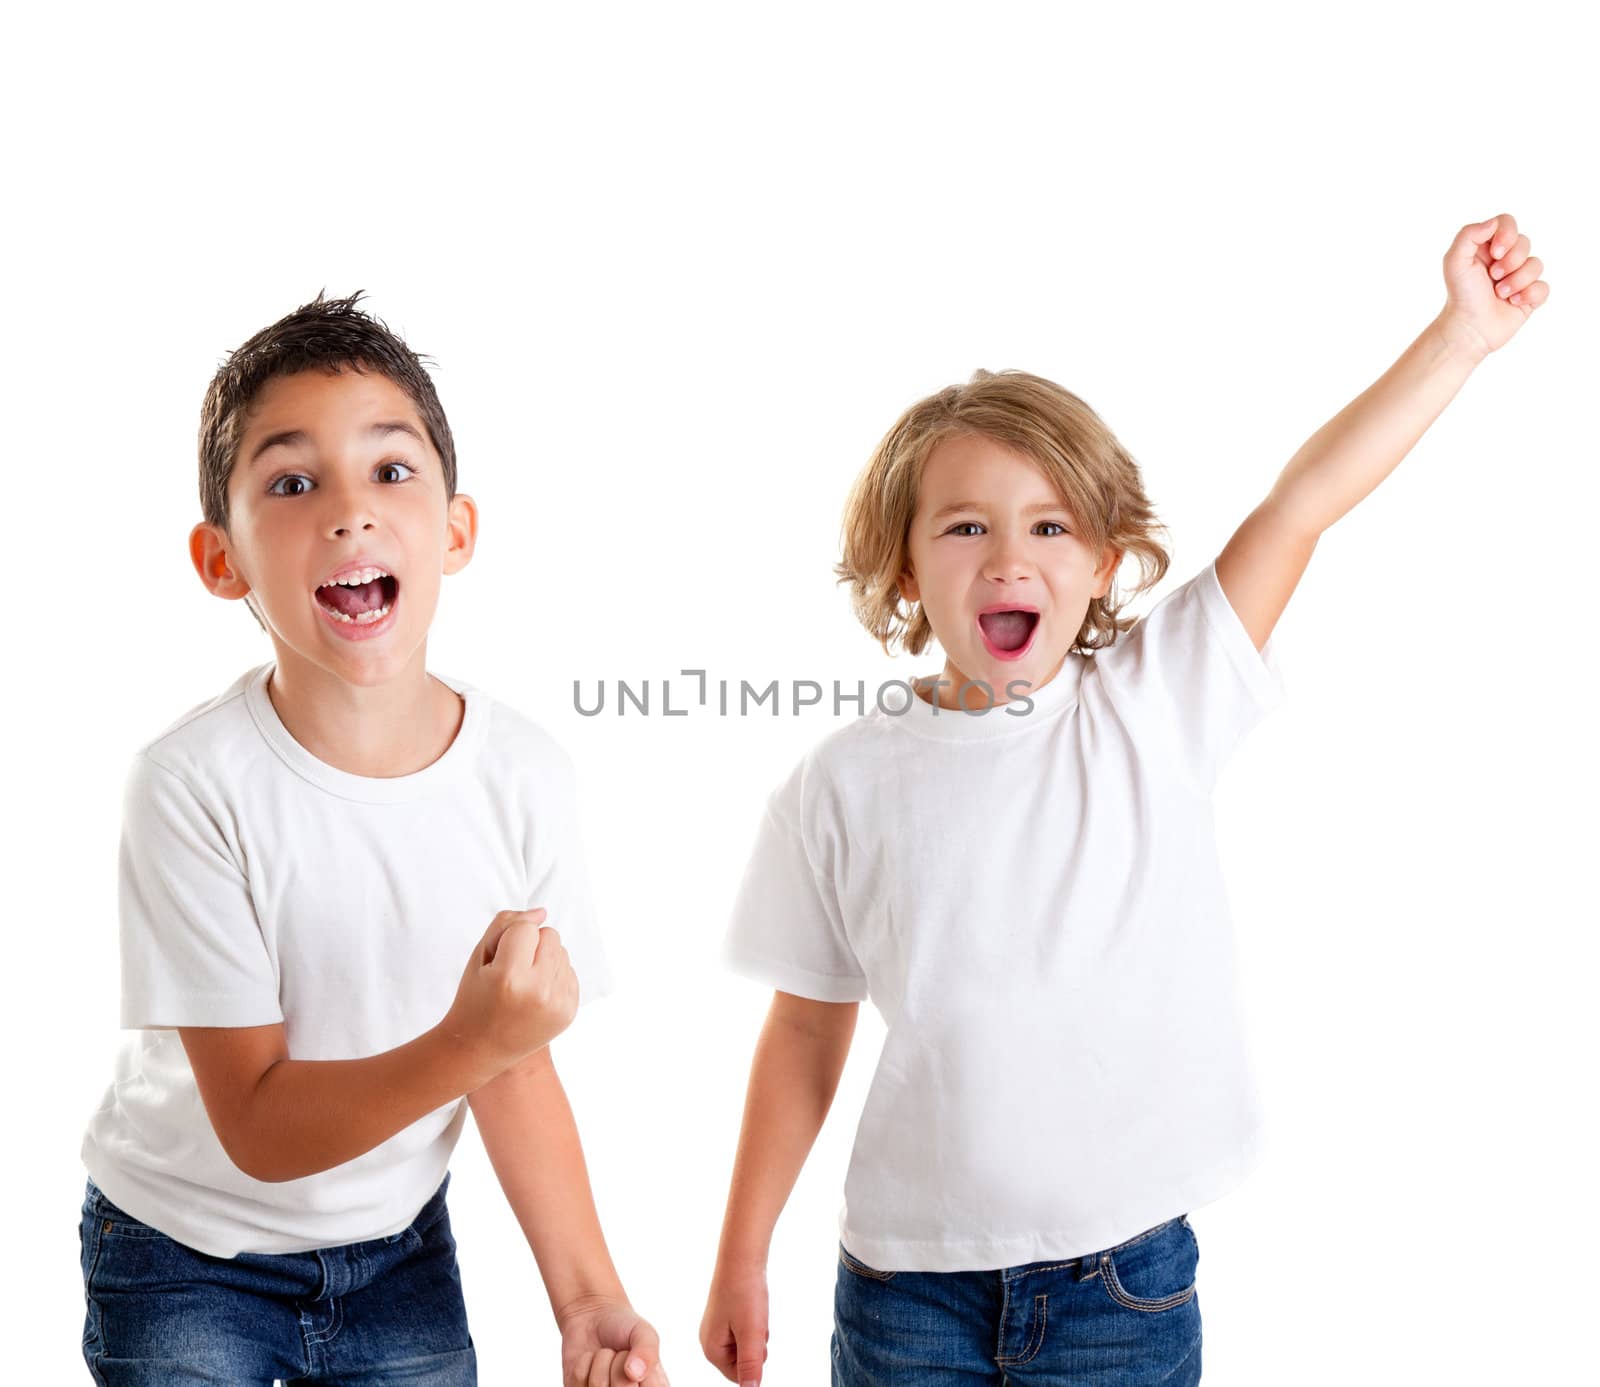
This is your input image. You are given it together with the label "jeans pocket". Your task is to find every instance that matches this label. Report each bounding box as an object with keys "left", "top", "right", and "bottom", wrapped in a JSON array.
[
  {"left": 378, "top": 1219, "right": 425, "bottom": 1260},
  {"left": 408, "top": 1174, "right": 455, "bottom": 1243},
  {"left": 1098, "top": 1217, "right": 1197, "bottom": 1313},
  {"left": 79, "top": 1204, "right": 107, "bottom": 1360},
  {"left": 837, "top": 1242, "right": 897, "bottom": 1282}
]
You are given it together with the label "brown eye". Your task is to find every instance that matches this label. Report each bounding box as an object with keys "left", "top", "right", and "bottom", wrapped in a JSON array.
[
  {"left": 268, "top": 474, "right": 312, "bottom": 497},
  {"left": 377, "top": 461, "right": 416, "bottom": 483}
]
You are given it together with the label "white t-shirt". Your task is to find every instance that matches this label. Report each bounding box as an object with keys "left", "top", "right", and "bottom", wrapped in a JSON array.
[
  {"left": 722, "top": 559, "right": 1287, "bottom": 1272},
  {"left": 81, "top": 662, "right": 613, "bottom": 1258}
]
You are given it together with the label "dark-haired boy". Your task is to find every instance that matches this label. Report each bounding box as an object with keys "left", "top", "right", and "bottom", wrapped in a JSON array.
[{"left": 78, "top": 293, "right": 667, "bottom": 1386}]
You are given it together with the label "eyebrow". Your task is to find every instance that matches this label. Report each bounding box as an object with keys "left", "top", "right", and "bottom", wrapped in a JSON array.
[
  {"left": 928, "top": 499, "right": 1071, "bottom": 521},
  {"left": 247, "top": 420, "right": 428, "bottom": 467}
]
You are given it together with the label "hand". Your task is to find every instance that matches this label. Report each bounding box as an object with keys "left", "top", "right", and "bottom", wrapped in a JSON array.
[
  {"left": 558, "top": 1295, "right": 669, "bottom": 1387},
  {"left": 440, "top": 908, "right": 578, "bottom": 1085},
  {"left": 700, "top": 1263, "right": 769, "bottom": 1386},
  {"left": 1437, "top": 212, "right": 1549, "bottom": 360}
]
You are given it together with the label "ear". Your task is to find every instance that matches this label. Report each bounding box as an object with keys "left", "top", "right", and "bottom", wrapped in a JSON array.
[
  {"left": 896, "top": 563, "right": 919, "bottom": 604},
  {"left": 1091, "top": 544, "right": 1124, "bottom": 599},
  {"left": 442, "top": 493, "right": 479, "bottom": 576},
  {"left": 189, "top": 523, "right": 253, "bottom": 601}
]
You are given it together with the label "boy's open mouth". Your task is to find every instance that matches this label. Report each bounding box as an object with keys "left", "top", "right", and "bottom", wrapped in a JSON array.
[
  {"left": 977, "top": 608, "right": 1039, "bottom": 653},
  {"left": 314, "top": 570, "right": 400, "bottom": 627}
]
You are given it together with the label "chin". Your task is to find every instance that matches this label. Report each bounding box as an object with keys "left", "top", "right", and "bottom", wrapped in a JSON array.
[{"left": 972, "top": 653, "right": 1042, "bottom": 694}]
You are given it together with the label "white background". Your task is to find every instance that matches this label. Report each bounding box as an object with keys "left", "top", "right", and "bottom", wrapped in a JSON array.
[{"left": 5, "top": 2, "right": 1595, "bottom": 1382}]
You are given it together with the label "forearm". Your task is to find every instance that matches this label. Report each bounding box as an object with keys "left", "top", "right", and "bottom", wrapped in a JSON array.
[
  {"left": 468, "top": 1049, "right": 628, "bottom": 1323},
  {"left": 244, "top": 1023, "right": 498, "bottom": 1183},
  {"left": 1267, "top": 312, "right": 1485, "bottom": 537},
  {"left": 715, "top": 1002, "right": 853, "bottom": 1273}
]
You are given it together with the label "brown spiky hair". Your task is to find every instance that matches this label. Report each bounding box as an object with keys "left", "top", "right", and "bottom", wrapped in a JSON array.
[
  {"left": 197, "top": 289, "right": 456, "bottom": 533},
  {"left": 196, "top": 290, "right": 457, "bottom": 631}
]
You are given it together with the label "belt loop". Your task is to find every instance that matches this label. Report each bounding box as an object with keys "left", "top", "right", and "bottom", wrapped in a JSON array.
[{"left": 1076, "top": 1251, "right": 1101, "bottom": 1281}]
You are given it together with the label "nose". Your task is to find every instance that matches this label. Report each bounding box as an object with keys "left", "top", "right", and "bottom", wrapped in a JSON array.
[
  {"left": 983, "top": 530, "right": 1032, "bottom": 585},
  {"left": 321, "top": 474, "right": 381, "bottom": 538}
]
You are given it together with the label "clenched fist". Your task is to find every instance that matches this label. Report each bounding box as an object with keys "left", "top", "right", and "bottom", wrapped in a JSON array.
[{"left": 441, "top": 908, "right": 579, "bottom": 1086}]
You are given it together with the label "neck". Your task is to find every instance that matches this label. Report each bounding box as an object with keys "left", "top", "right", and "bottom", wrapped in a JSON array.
[
  {"left": 924, "top": 652, "right": 1067, "bottom": 710},
  {"left": 264, "top": 642, "right": 463, "bottom": 778}
]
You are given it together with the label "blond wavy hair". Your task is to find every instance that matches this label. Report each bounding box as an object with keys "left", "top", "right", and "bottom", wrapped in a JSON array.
[{"left": 834, "top": 369, "right": 1173, "bottom": 657}]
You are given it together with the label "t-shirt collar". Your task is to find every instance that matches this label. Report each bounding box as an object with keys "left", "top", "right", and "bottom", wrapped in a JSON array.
[
  {"left": 881, "top": 650, "right": 1086, "bottom": 741},
  {"left": 244, "top": 662, "right": 488, "bottom": 802}
]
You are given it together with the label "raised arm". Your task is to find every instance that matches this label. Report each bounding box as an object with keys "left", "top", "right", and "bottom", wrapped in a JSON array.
[{"left": 1214, "top": 212, "right": 1547, "bottom": 654}]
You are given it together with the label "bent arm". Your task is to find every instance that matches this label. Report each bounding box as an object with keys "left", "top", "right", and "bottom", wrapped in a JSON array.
[
  {"left": 714, "top": 990, "right": 858, "bottom": 1275},
  {"left": 180, "top": 1020, "right": 501, "bottom": 1184}
]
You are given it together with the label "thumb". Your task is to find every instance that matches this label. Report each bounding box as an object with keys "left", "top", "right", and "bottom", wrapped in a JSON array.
[
  {"left": 530, "top": 924, "right": 565, "bottom": 968},
  {"left": 480, "top": 908, "right": 545, "bottom": 965},
  {"left": 623, "top": 1319, "right": 660, "bottom": 1380},
  {"left": 1446, "top": 214, "right": 1501, "bottom": 270},
  {"left": 732, "top": 1322, "right": 765, "bottom": 1387},
  {"left": 486, "top": 916, "right": 542, "bottom": 972}
]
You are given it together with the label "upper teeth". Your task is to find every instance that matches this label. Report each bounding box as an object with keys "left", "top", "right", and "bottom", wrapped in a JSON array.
[{"left": 321, "top": 566, "right": 389, "bottom": 588}]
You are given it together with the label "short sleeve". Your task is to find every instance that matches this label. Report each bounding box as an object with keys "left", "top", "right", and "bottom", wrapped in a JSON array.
[
  {"left": 1093, "top": 558, "right": 1288, "bottom": 795},
  {"left": 118, "top": 752, "right": 284, "bottom": 1029},
  {"left": 720, "top": 754, "right": 869, "bottom": 1002},
  {"left": 526, "top": 747, "right": 615, "bottom": 1007}
]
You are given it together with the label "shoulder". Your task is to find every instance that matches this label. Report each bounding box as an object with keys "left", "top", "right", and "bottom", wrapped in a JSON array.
[
  {"left": 134, "top": 665, "right": 269, "bottom": 797},
  {"left": 462, "top": 682, "right": 580, "bottom": 792},
  {"left": 1089, "top": 558, "right": 1280, "bottom": 702},
  {"left": 809, "top": 709, "right": 883, "bottom": 773},
  {"left": 764, "top": 710, "right": 891, "bottom": 824},
  {"left": 1086, "top": 562, "right": 1213, "bottom": 685}
]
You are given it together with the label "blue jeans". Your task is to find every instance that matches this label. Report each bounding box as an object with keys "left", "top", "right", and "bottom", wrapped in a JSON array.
[
  {"left": 832, "top": 1214, "right": 1201, "bottom": 1385},
  {"left": 78, "top": 1170, "right": 475, "bottom": 1385}
]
